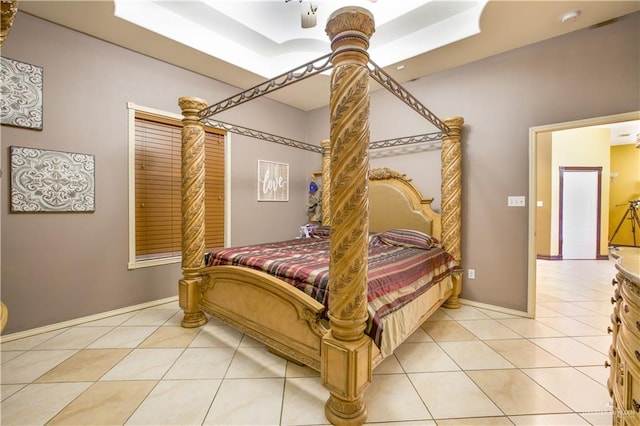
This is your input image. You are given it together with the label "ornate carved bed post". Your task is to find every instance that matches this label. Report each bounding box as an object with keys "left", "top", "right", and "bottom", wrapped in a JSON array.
[
  {"left": 441, "top": 116, "right": 464, "bottom": 309},
  {"left": 323, "top": 7, "right": 374, "bottom": 426},
  {"left": 320, "top": 139, "right": 331, "bottom": 226},
  {"left": 178, "top": 97, "right": 208, "bottom": 328}
]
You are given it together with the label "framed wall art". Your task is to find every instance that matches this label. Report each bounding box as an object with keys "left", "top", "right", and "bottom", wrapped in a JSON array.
[
  {"left": 10, "top": 146, "right": 95, "bottom": 212},
  {"left": 257, "top": 160, "right": 289, "bottom": 202},
  {"left": 1, "top": 57, "right": 43, "bottom": 130}
]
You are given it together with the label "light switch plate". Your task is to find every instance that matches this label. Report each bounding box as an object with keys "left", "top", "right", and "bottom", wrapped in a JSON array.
[{"left": 508, "top": 196, "right": 526, "bottom": 207}]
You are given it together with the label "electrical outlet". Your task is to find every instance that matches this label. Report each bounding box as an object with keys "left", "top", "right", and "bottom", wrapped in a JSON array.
[
  {"left": 468, "top": 269, "right": 475, "bottom": 279},
  {"left": 507, "top": 196, "right": 526, "bottom": 207}
]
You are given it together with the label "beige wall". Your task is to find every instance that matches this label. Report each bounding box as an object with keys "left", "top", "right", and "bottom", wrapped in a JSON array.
[
  {"left": 609, "top": 144, "right": 640, "bottom": 246},
  {"left": 549, "top": 128, "right": 611, "bottom": 257}
]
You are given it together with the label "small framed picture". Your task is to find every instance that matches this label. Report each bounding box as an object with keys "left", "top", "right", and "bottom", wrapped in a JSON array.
[{"left": 257, "top": 160, "right": 289, "bottom": 202}]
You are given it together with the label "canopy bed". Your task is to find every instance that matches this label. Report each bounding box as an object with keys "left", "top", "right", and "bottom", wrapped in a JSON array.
[{"left": 177, "top": 7, "right": 464, "bottom": 426}]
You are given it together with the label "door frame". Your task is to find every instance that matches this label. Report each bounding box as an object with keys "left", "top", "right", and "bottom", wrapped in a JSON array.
[
  {"left": 527, "top": 111, "right": 640, "bottom": 318},
  {"left": 558, "top": 166, "right": 603, "bottom": 260}
]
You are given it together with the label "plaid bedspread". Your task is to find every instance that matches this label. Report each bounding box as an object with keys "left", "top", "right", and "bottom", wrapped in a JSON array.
[{"left": 205, "top": 235, "right": 461, "bottom": 347}]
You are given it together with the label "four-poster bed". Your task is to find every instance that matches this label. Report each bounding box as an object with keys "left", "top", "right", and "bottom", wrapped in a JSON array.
[
  {"left": 200, "top": 166, "right": 461, "bottom": 364},
  {"left": 178, "top": 6, "right": 464, "bottom": 426}
]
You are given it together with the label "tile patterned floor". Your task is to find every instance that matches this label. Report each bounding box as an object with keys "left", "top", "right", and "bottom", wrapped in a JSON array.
[{"left": 1, "top": 259, "right": 617, "bottom": 425}]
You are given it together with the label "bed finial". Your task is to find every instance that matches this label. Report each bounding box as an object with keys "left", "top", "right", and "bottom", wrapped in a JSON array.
[
  {"left": 325, "top": 6, "right": 375, "bottom": 58},
  {"left": 368, "top": 167, "right": 411, "bottom": 183},
  {"left": 178, "top": 96, "right": 209, "bottom": 328},
  {"left": 323, "top": 6, "right": 375, "bottom": 426}
]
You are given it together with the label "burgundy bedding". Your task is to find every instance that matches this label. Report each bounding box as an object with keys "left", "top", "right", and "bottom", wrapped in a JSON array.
[{"left": 204, "top": 231, "right": 461, "bottom": 347}]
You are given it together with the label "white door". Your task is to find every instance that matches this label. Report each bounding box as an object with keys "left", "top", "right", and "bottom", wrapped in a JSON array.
[{"left": 562, "top": 170, "right": 599, "bottom": 259}]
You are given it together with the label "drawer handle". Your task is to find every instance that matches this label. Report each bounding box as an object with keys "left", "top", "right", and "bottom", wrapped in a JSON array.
[
  {"left": 608, "top": 326, "right": 613, "bottom": 334},
  {"left": 633, "top": 399, "right": 640, "bottom": 412},
  {"left": 625, "top": 304, "right": 629, "bottom": 313},
  {"left": 612, "top": 278, "right": 618, "bottom": 286},
  {"left": 605, "top": 361, "right": 611, "bottom": 368}
]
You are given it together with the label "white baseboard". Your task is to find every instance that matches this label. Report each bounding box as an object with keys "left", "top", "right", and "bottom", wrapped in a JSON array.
[
  {"left": 0, "top": 296, "right": 179, "bottom": 343},
  {"left": 459, "top": 298, "right": 529, "bottom": 318}
]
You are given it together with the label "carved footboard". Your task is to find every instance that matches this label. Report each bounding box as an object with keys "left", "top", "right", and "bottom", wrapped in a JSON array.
[{"left": 199, "top": 265, "right": 329, "bottom": 371}]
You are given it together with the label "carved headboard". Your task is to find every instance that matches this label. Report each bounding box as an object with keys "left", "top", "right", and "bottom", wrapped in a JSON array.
[{"left": 368, "top": 168, "right": 441, "bottom": 239}]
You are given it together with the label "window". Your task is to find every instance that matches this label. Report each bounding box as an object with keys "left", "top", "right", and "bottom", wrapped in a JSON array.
[{"left": 128, "top": 103, "right": 225, "bottom": 268}]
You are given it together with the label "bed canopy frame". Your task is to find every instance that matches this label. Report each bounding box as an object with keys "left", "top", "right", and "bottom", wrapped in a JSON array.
[{"left": 178, "top": 7, "right": 463, "bottom": 425}]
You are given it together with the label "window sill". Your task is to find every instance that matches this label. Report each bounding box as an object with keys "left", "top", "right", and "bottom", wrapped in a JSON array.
[{"left": 128, "top": 256, "right": 181, "bottom": 270}]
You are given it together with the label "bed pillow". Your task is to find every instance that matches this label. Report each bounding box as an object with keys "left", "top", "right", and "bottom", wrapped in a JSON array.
[
  {"left": 376, "top": 229, "right": 439, "bottom": 249},
  {"left": 310, "top": 226, "right": 330, "bottom": 238}
]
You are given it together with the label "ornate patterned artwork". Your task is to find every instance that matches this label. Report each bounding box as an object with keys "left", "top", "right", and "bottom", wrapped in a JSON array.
[
  {"left": 1, "top": 57, "right": 43, "bottom": 130},
  {"left": 10, "top": 146, "right": 95, "bottom": 212},
  {"left": 257, "top": 160, "right": 289, "bottom": 201}
]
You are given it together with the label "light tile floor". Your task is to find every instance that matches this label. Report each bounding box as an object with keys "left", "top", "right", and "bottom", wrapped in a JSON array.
[{"left": 1, "top": 259, "right": 618, "bottom": 425}]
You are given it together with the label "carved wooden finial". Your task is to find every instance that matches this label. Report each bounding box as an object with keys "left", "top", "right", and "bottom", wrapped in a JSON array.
[
  {"left": 369, "top": 167, "right": 411, "bottom": 183},
  {"left": 326, "top": 6, "right": 375, "bottom": 41}
]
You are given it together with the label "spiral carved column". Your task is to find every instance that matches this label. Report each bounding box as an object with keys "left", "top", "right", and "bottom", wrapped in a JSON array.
[
  {"left": 320, "top": 139, "right": 331, "bottom": 226},
  {"left": 322, "top": 7, "right": 375, "bottom": 426},
  {"left": 178, "top": 97, "right": 208, "bottom": 328},
  {"left": 440, "top": 117, "right": 464, "bottom": 309}
]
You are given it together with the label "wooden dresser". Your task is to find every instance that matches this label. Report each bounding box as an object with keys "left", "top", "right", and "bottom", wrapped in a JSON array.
[{"left": 608, "top": 247, "right": 640, "bottom": 425}]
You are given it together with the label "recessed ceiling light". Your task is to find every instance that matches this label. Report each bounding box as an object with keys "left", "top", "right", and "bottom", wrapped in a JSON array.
[
  {"left": 396, "top": 65, "right": 405, "bottom": 71},
  {"left": 561, "top": 10, "right": 580, "bottom": 24}
]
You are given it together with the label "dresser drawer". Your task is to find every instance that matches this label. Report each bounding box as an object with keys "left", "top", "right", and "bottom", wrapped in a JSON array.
[
  {"left": 626, "top": 342, "right": 640, "bottom": 425},
  {"left": 609, "top": 345, "right": 619, "bottom": 398},
  {"left": 619, "top": 325, "right": 640, "bottom": 367},
  {"left": 628, "top": 379, "right": 640, "bottom": 425},
  {"left": 619, "top": 287, "right": 640, "bottom": 342},
  {"left": 620, "top": 274, "right": 640, "bottom": 306},
  {"left": 618, "top": 328, "right": 640, "bottom": 424},
  {"left": 611, "top": 342, "right": 627, "bottom": 406}
]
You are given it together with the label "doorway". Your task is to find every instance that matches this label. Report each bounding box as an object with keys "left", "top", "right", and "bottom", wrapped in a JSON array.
[
  {"left": 559, "top": 167, "right": 602, "bottom": 260},
  {"left": 527, "top": 111, "right": 640, "bottom": 317}
]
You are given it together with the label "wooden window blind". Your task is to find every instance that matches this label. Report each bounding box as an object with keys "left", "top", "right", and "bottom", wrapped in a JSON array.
[{"left": 134, "top": 112, "right": 225, "bottom": 261}]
